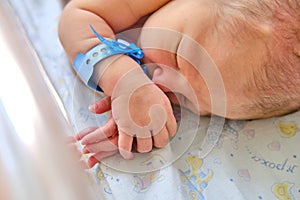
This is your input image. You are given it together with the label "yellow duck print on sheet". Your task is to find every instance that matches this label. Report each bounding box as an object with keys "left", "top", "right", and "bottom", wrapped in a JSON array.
[
  {"left": 276, "top": 121, "right": 298, "bottom": 138},
  {"left": 179, "top": 155, "right": 213, "bottom": 200},
  {"left": 272, "top": 182, "right": 294, "bottom": 200}
]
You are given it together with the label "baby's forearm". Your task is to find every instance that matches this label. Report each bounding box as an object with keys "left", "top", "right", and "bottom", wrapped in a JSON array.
[{"left": 58, "top": 0, "right": 158, "bottom": 95}]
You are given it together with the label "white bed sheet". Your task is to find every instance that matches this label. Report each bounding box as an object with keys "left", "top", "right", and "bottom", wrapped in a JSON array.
[{"left": 9, "top": 0, "right": 300, "bottom": 199}]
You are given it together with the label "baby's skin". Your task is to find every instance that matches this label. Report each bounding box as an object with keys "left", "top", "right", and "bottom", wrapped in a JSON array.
[{"left": 59, "top": 0, "right": 300, "bottom": 167}]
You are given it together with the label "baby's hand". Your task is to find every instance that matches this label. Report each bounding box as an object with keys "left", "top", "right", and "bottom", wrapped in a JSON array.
[
  {"left": 76, "top": 117, "right": 119, "bottom": 168},
  {"left": 111, "top": 68, "right": 177, "bottom": 159},
  {"left": 75, "top": 97, "right": 119, "bottom": 168}
]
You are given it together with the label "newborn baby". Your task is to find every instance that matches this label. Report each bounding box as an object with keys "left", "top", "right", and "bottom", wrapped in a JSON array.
[{"left": 59, "top": 0, "right": 300, "bottom": 167}]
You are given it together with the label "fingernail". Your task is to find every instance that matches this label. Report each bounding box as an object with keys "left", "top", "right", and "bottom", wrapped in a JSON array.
[
  {"left": 82, "top": 146, "right": 90, "bottom": 154},
  {"left": 75, "top": 134, "right": 81, "bottom": 141},
  {"left": 81, "top": 138, "right": 88, "bottom": 145},
  {"left": 119, "top": 149, "right": 134, "bottom": 160},
  {"left": 152, "top": 68, "right": 163, "bottom": 83},
  {"left": 153, "top": 67, "right": 163, "bottom": 76},
  {"left": 87, "top": 156, "right": 99, "bottom": 168},
  {"left": 88, "top": 103, "right": 97, "bottom": 111}
]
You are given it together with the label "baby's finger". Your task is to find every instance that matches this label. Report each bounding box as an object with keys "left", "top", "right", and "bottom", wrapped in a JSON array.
[
  {"left": 89, "top": 96, "right": 111, "bottom": 114},
  {"left": 86, "top": 155, "right": 99, "bottom": 168},
  {"left": 82, "top": 134, "right": 118, "bottom": 153},
  {"left": 65, "top": 135, "right": 76, "bottom": 143},
  {"left": 87, "top": 150, "right": 118, "bottom": 168},
  {"left": 118, "top": 131, "right": 134, "bottom": 159},
  {"left": 152, "top": 126, "right": 169, "bottom": 148},
  {"left": 136, "top": 136, "right": 153, "bottom": 153},
  {"left": 78, "top": 159, "right": 89, "bottom": 170},
  {"left": 166, "top": 107, "right": 177, "bottom": 138},
  {"left": 67, "top": 143, "right": 82, "bottom": 160},
  {"left": 81, "top": 118, "right": 117, "bottom": 145},
  {"left": 76, "top": 126, "right": 98, "bottom": 141},
  {"left": 66, "top": 143, "right": 89, "bottom": 169}
]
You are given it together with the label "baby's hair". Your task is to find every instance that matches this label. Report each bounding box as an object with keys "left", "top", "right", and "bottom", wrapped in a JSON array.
[
  {"left": 214, "top": 0, "right": 300, "bottom": 117},
  {"left": 258, "top": 0, "right": 300, "bottom": 116},
  {"left": 214, "top": 0, "right": 299, "bottom": 37},
  {"left": 213, "top": 0, "right": 273, "bottom": 38}
]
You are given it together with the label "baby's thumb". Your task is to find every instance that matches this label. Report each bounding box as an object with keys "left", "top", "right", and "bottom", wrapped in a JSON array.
[
  {"left": 152, "top": 68, "right": 171, "bottom": 92},
  {"left": 88, "top": 96, "right": 111, "bottom": 114}
]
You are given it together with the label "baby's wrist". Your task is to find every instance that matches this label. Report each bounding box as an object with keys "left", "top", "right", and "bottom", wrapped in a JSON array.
[
  {"left": 95, "top": 55, "right": 148, "bottom": 96},
  {"left": 73, "top": 25, "right": 144, "bottom": 94}
]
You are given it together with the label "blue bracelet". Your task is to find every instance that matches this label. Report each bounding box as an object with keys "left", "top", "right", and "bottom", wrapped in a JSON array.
[{"left": 73, "top": 25, "right": 144, "bottom": 92}]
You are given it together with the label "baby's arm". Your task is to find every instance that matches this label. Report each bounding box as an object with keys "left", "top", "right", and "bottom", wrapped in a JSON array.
[
  {"left": 59, "top": 0, "right": 170, "bottom": 61},
  {"left": 58, "top": 0, "right": 177, "bottom": 159}
]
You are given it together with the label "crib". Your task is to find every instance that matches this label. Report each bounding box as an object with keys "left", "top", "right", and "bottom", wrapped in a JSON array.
[{"left": 0, "top": 0, "right": 299, "bottom": 199}]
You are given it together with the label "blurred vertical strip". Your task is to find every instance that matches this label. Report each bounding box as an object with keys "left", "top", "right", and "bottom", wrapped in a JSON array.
[{"left": 0, "top": 1, "right": 96, "bottom": 200}]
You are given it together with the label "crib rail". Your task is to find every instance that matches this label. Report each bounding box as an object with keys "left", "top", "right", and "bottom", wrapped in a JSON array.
[{"left": 0, "top": 1, "right": 95, "bottom": 199}]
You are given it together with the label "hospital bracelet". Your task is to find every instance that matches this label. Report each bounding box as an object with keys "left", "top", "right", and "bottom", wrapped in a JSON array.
[{"left": 73, "top": 25, "right": 144, "bottom": 92}]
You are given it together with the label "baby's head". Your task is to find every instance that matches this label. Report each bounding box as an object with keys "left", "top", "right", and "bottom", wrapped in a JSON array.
[{"left": 210, "top": 0, "right": 300, "bottom": 119}]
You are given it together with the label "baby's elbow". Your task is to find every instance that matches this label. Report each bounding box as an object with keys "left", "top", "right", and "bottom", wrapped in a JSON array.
[
  {"left": 58, "top": 1, "right": 76, "bottom": 56},
  {"left": 58, "top": 1, "right": 103, "bottom": 61}
]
